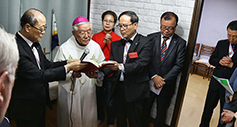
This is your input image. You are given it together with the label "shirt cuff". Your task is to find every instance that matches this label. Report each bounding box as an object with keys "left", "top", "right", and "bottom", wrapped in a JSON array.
[
  {"left": 64, "top": 65, "right": 68, "bottom": 73},
  {"left": 151, "top": 74, "right": 157, "bottom": 79},
  {"left": 119, "top": 63, "right": 125, "bottom": 73}
]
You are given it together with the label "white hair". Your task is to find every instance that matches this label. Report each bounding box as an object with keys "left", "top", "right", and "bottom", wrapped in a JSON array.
[
  {"left": 0, "top": 27, "right": 19, "bottom": 82},
  {"left": 72, "top": 22, "right": 89, "bottom": 31}
]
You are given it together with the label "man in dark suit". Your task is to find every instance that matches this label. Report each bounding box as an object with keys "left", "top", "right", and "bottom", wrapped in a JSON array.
[
  {"left": 98, "top": 11, "right": 153, "bottom": 127},
  {"left": 142, "top": 11, "right": 186, "bottom": 127},
  {"left": 0, "top": 28, "right": 19, "bottom": 127},
  {"left": 200, "top": 20, "right": 237, "bottom": 127},
  {"left": 8, "top": 8, "right": 86, "bottom": 127}
]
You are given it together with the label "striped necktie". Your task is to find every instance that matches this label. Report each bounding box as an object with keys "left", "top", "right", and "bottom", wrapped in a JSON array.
[{"left": 161, "top": 37, "right": 169, "bottom": 61}]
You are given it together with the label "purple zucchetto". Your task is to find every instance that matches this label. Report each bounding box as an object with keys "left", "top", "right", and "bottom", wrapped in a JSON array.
[{"left": 72, "top": 16, "right": 89, "bottom": 26}]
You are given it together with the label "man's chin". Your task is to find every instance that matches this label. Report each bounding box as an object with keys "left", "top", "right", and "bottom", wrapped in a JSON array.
[{"left": 81, "top": 41, "right": 89, "bottom": 46}]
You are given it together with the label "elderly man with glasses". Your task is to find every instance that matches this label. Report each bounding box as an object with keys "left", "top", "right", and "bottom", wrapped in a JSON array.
[
  {"left": 8, "top": 8, "right": 86, "bottom": 127},
  {"left": 54, "top": 16, "right": 105, "bottom": 127}
]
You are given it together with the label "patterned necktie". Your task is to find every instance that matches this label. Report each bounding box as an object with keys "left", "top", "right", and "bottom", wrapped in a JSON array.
[
  {"left": 123, "top": 40, "right": 132, "bottom": 63},
  {"left": 161, "top": 37, "right": 169, "bottom": 61}
]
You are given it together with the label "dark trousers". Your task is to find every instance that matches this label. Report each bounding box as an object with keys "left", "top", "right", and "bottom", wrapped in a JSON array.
[
  {"left": 200, "top": 85, "right": 225, "bottom": 127},
  {"left": 96, "top": 77, "right": 115, "bottom": 125},
  {"left": 143, "top": 91, "right": 173, "bottom": 127},
  {"left": 154, "top": 93, "right": 173, "bottom": 127},
  {"left": 142, "top": 91, "right": 156, "bottom": 127},
  {"left": 15, "top": 110, "right": 45, "bottom": 127},
  {"left": 115, "top": 82, "right": 144, "bottom": 127}
]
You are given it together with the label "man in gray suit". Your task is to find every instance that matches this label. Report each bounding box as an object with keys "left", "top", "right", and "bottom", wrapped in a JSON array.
[{"left": 142, "top": 11, "right": 186, "bottom": 127}]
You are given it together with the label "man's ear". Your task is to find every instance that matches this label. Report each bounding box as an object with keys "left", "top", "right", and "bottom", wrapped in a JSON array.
[
  {"left": 25, "top": 23, "right": 31, "bottom": 33},
  {"left": 72, "top": 30, "right": 75, "bottom": 36},
  {"left": 0, "top": 71, "right": 8, "bottom": 102}
]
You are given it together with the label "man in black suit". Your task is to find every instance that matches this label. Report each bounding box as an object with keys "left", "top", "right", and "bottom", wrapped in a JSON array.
[
  {"left": 142, "top": 11, "right": 186, "bottom": 127},
  {"left": 8, "top": 8, "right": 86, "bottom": 127},
  {"left": 97, "top": 11, "right": 153, "bottom": 127},
  {"left": 0, "top": 28, "right": 19, "bottom": 127},
  {"left": 200, "top": 20, "right": 237, "bottom": 127}
]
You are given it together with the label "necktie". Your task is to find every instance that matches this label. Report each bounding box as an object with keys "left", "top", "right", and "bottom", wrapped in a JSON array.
[
  {"left": 31, "top": 42, "right": 41, "bottom": 68},
  {"left": 123, "top": 40, "right": 132, "bottom": 63},
  {"left": 120, "top": 39, "right": 132, "bottom": 81},
  {"left": 232, "top": 44, "right": 236, "bottom": 53},
  {"left": 161, "top": 37, "right": 169, "bottom": 61}
]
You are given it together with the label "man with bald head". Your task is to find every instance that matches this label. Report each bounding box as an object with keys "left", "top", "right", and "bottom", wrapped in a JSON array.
[
  {"left": 8, "top": 9, "right": 86, "bottom": 127},
  {"left": 54, "top": 16, "right": 105, "bottom": 127}
]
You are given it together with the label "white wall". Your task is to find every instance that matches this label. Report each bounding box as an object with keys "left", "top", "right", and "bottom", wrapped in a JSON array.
[
  {"left": 89, "top": 0, "right": 195, "bottom": 125},
  {"left": 197, "top": 0, "right": 237, "bottom": 47},
  {"left": 90, "top": 0, "right": 195, "bottom": 41}
]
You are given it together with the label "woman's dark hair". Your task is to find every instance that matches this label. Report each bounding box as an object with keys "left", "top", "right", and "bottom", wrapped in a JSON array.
[
  {"left": 102, "top": 10, "right": 118, "bottom": 24},
  {"left": 102, "top": 10, "right": 118, "bottom": 32}
]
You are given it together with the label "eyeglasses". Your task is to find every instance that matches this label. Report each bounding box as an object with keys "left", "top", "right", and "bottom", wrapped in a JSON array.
[
  {"left": 103, "top": 19, "right": 114, "bottom": 24},
  {"left": 30, "top": 24, "right": 47, "bottom": 33},
  {"left": 77, "top": 29, "right": 92, "bottom": 36},
  {"left": 228, "top": 34, "right": 237, "bottom": 39},
  {"left": 160, "top": 25, "right": 175, "bottom": 31},
  {"left": 116, "top": 23, "right": 133, "bottom": 29}
]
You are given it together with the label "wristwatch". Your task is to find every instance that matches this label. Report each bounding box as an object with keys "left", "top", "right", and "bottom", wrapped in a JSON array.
[{"left": 118, "top": 64, "right": 123, "bottom": 71}]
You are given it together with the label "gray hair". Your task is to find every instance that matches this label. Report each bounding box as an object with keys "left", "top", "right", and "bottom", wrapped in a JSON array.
[
  {"left": 0, "top": 28, "right": 19, "bottom": 82},
  {"left": 72, "top": 22, "right": 89, "bottom": 31}
]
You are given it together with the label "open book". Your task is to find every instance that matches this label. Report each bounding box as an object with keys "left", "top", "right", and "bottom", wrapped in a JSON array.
[
  {"left": 80, "top": 60, "right": 114, "bottom": 72},
  {"left": 213, "top": 75, "right": 234, "bottom": 95}
]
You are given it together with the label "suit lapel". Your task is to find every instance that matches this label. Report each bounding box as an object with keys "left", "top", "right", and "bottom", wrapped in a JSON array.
[
  {"left": 155, "top": 33, "right": 161, "bottom": 61},
  {"left": 126, "top": 34, "right": 139, "bottom": 63},
  {"left": 16, "top": 33, "right": 40, "bottom": 67},
  {"left": 115, "top": 39, "right": 124, "bottom": 63},
  {"left": 161, "top": 34, "right": 178, "bottom": 64}
]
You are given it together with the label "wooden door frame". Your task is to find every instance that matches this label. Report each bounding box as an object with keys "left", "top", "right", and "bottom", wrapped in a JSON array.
[{"left": 171, "top": 0, "right": 205, "bottom": 126}]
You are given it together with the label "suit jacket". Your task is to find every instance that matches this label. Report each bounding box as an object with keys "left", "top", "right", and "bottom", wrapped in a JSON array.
[
  {"left": 0, "top": 117, "right": 10, "bottom": 127},
  {"left": 103, "top": 34, "right": 153, "bottom": 102},
  {"left": 8, "top": 33, "right": 67, "bottom": 120},
  {"left": 148, "top": 32, "right": 186, "bottom": 97},
  {"left": 209, "top": 39, "right": 237, "bottom": 91}
]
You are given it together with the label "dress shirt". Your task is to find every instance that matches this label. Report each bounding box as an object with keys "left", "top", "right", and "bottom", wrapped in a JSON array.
[
  {"left": 17, "top": 32, "right": 68, "bottom": 73},
  {"left": 119, "top": 33, "right": 137, "bottom": 81},
  {"left": 151, "top": 34, "right": 174, "bottom": 80},
  {"left": 18, "top": 32, "right": 41, "bottom": 69}
]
